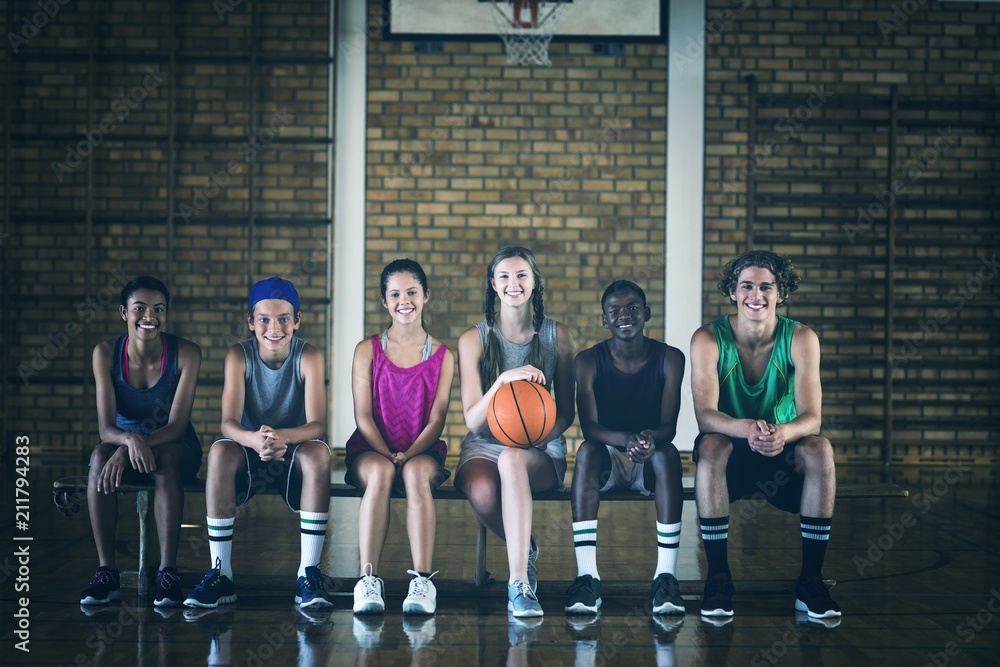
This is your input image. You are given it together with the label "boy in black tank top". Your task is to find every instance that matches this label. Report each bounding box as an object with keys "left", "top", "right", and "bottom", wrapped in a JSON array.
[{"left": 566, "top": 281, "right": 687, "bottom": 621}]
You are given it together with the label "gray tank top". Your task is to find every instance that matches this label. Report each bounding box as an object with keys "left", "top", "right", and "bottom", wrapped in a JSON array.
[
  {"left": 474, "top": 316, "right": 566, "bottom": 454},
  {"left": 475, "top": 316, "right": 559, "bottom": 387},
  {"left": 239, "top": 337, "right": 307, "bottom": 431}
]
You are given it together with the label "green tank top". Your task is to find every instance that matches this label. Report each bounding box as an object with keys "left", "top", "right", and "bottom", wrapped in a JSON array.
[{"left": 712, "top": 314, "right": 798, "bottom": 425}]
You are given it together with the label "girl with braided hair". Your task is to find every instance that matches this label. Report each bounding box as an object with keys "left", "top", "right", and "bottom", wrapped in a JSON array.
[{"left": 454, "top": 246, "right": 576, "bottom": 617}]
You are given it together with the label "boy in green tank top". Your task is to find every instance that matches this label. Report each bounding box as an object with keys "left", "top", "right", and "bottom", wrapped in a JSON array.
[{"left": 690, "top": 251, "right": 840, "bottom": 622}]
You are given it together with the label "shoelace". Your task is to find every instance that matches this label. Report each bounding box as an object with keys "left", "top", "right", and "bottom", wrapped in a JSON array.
[
  {"left": 194, "top": 569, "right": 222, "bottom": 590},
  {"left": 90, "top": 569, "right": 116, "bottom": 586},
  {"left": 406, "top": 570, "right": 438, "bottom": 597},
  {"left": 158, "top": 570, "right": 181, "bottom": 589},
  {"left": 511, "top": 580, "right": 537, "bottom": 601},
  {"left": 567, "top": 576, "right": 593, "bottom": 598},
  {"left": 360, "top": 575, "right": 382, "bottom": 598}
]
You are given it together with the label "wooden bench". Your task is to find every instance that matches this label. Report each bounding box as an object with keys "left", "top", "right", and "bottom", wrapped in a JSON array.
[{"left": 53, "top": 476, "right": 909, "bottom": 595}]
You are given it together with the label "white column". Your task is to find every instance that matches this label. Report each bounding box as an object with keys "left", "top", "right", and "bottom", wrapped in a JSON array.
[
  {"left": 332, "top": 0, "right": 368, "bottom": 447},
  {"left": 666, "top": 0, "right": 705, "bottom": 452}
]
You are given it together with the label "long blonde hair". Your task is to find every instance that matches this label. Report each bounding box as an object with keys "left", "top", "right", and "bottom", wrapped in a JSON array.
[{"left": 479, "top": 246, "right": 546, "bottom": 393}]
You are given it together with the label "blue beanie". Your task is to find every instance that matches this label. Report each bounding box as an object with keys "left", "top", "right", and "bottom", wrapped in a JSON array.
[{"left": 248, "top": 276, "right": 300, "bottom": 311}]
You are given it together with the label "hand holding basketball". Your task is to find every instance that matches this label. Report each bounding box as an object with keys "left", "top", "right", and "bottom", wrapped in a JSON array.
[{"left": 487, "top": 379, "right": 557, "bottom": 448}]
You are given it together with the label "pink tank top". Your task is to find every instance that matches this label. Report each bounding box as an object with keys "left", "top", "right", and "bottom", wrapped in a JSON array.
[{"left": 345, "top": 335, "right": 449, "bottom": 464}]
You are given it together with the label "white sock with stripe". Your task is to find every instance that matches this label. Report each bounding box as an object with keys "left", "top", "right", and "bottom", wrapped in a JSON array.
[
  {"left": 655, "top": 521, "right": 681, "bottom": 578},
  {"left": 572, "top": 520, "right": 599, "bottom": 579},
  {"left": 298, "top": 511, "right": 328, "bottom": 578},
  {"left": 207, "top": 516, "right": 235, "bottom": 579}
]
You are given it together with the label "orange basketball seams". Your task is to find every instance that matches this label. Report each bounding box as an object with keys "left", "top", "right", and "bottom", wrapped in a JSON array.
[{"left": 487, "top": 380, "right": 556, "bottom": 448}]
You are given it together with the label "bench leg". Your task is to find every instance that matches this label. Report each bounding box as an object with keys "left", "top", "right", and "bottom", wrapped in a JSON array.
[
  {"left": 475, "top": 521, "right": 487, "bottom": 588},
  {"left": 137, "top": 490, "right": 153, "bottom": 597}
]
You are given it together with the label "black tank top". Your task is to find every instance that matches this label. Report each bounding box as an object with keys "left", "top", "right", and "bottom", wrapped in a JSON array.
[{"left": 593, "top": 338, "right": 666, "bottom": 444}]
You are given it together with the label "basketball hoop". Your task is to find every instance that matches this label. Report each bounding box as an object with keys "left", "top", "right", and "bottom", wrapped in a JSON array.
[{"left": 490, "top": 1, "right": 566, "bottom": 67}]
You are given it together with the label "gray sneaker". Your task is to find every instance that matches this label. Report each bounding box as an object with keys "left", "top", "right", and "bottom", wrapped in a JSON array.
[
  {"left": 527, "top": 536, "right": 539, "bottom": 593},
  {"left": 508, "top": 580, "right": 543, "bottom": 618}
]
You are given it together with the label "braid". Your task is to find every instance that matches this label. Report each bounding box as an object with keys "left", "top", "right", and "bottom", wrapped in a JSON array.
[
  {"left": 525, "top": 283, "right": 546, "bottom": 380},
  {"left": 479, "top": 290, "right": 502, "bottom": 393}
]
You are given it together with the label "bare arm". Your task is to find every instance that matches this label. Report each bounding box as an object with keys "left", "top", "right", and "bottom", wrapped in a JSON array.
[
  {"left": 399, "top": 346, "right": 455, "bottom": 459},
  {"left": 575, "top": 348, "right": 632, "bottom": 448},
  {"left": 144, "top": 339, "right": 201, "bottom": 448},
  {"left": 547, "top": 321, "right": 576, "bottom": 440},
  {"left": 755, "top": 324, "right": 823, "bottom": 450},
  {"left": 690, "top": 325, "right": 761, "bottom": 440},
  {"left": 644, "top": 345, "right": 685, "bottom": 448},
  {"left": 220, "top": 344, "right": 266, "bottom": 451},
  {"left": 351, "top": 338, "right": 394, "bottom": 458}
]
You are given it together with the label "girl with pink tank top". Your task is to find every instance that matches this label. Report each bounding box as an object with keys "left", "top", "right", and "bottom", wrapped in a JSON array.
[{"left": 344, "top": 259, "right": 454, "bottom": 617}]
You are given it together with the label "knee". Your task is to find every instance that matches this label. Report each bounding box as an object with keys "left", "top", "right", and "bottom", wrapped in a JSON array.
[
  {"left": 574, "top": 440, "right": 603, "bottom": 470},
  {"left": 697, "top": 434, "right": 732, "bottom": 468},
  {"left": 401, "top": 459, "right": 434, "bottom": 491},
  {"left": 298, "top": 441, "right": 331, "bottom": 475},
  {"left": 797, "top": 436, "right": 835, "bottom": 475},
  {"left": 496, "top": 446, "right": 528, "bottom": 476},
  {"left": 207, "top": 439, "right": 242, "bottom": 471},
  {"left": 651, "top": 443, "right": 680, "bottom": 471},
  {"left": 367, "top": 457, "right": 397, "bottom": 488},
  {"left": 465, "top": 482, "right": 500, "bottom": 518},
  {"left": 89, "top": 443, "right": 118, "bottom": 472}
]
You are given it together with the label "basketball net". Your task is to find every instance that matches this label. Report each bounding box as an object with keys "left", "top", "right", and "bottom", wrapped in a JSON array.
[{"left": 490, "top": 1, "right": 565, "bottom": 67}]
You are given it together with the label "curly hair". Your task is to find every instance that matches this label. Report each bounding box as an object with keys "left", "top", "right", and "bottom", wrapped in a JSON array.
[
  {"left": 120, "top": 275, "right": 170, "bottom": 308},
  {"left": 717, "top": 250, "right": 800, "bottom": 306},
  {"left": 479, "top": 246, "right": 545, "bottom": 393}
]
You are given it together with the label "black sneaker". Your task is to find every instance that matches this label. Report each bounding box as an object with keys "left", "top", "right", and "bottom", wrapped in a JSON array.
[
  {"left": 184, "top": 561, "right": 236, "bottom": 609},
  {"left": 565, "top": 575, "right": 602, "bottom": 614},
  {"left": 80, "top": 567, "right": 121, "bottom": 605},
  {"left": 794, "top": 575, "right": 842, "bottom": 619},
  {"left": 650, "top": 573, "right": 685, "bottom": 615},
  {"left": 154, "top": 567, "right": 184, "bottom": 607},
  {"left": 700, "top": 572, "right": 734, "bottom": 617}
]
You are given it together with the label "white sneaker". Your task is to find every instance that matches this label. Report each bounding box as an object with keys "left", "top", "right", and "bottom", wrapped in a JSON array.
[
  {"left": 353, "top": 563, "right": 385, "bottom": 615},
  {"left": 402, "top": 570, "right": 438, "bottom": 615}
]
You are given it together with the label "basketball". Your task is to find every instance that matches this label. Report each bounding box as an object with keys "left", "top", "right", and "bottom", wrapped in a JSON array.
[{"left": 487, "top": 379, "right": 557, "bottom": 448}]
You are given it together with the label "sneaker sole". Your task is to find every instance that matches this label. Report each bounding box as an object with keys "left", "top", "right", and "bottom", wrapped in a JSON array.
[
  {"left": 653, "top": 601, "right": 686, "bottom": 615},
  {"left": 153, "top": 597, "right": 183, "bottom": 608},
  {"left": 353, "top": 604, "right": 385, "bottom": 615},
  {"left": 700, "top": 606, "right": 734, "bottom": 617},
  {"left": 507, "top": 602, "right": 544, "bottom": 618},
  {"left": 795, "top": 599, "right": 842, "bottom": 618},
  {"left": 297, "top": 596, "right": 334, "bottom": 609},
  {"left": 402, "top": 601, "right": 436, "bottom": 615},
  {"left": 565, "top": 599, "right": 601, "bottom": 614},
  {"left": 183, "top": 595, "right": 237, "bottom": 609},
  {"left": 80, "top": 590, "right": 120, "bottom": 605}
]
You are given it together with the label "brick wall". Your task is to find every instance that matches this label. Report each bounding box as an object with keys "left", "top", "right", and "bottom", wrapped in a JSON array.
[
  {"left": 3, "top": 0, "right": 997, "bottom": 464},
  {"left": 702, "top": 0, "right": 1000, "bottom": 462},
  {"left": 3, "top": 0, "right": 331, "bottom": 459}
]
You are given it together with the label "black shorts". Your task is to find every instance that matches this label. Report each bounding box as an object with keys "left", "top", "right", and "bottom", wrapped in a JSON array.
[
  {"left": 225, "top": 439, "right": 330, "bottom": 513},
  {"left": 694, "top": 433, "right": 804, "bottom": 514},
  {"left": 112, "top": 435, "right": 202, "bottom": 485}
]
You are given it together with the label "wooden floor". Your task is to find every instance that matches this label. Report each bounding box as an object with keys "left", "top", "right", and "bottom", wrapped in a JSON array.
[{"left": 3, "top": 460, "right": 999, "bottom": 666}]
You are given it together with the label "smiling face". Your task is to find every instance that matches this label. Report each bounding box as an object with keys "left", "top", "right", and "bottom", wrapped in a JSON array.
[
  {"left": 602, "top": 289, "right": 650, "bottom": 340},
  {"left": 382, "top": 271, "right": 427, "bottom": 326},
  {"left": 120, "top": 289, "right": 168, "bottom": 339},
  {"left": 730, "top": 266, "right": 781, "bottom": 320},
  {"left": 248, "top": 299, "right": 300, "bottom": 354},
  {"left": 491, "top": 257, "right": 535, "bottom": 307}
]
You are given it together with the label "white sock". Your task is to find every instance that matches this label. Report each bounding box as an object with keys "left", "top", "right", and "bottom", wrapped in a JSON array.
[
  {"left": 655, "top": 521, "right": 681, "bottom": 578},
  {"left": 298, "top": 511, "right": 328, "bottom": 577},
  {"left": 207, "top": 516, "right": 235, "bottom": 579},
  {"left": 572, "top": 520, "right": 599, "bottom": 579}
]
